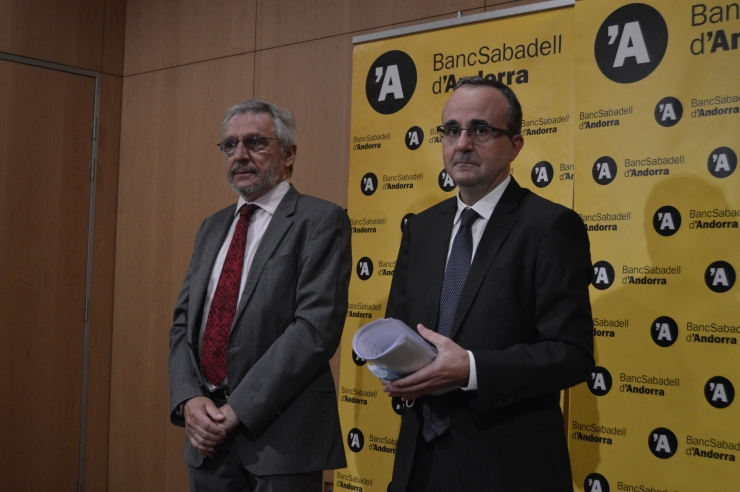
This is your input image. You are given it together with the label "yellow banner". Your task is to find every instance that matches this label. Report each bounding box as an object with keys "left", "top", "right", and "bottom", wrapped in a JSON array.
[
  {"left": 338, "top": 5, "right": 576, "bottom": 491},
  {"left": 570, "top": 1, "right": 740, "bottom": 491}
]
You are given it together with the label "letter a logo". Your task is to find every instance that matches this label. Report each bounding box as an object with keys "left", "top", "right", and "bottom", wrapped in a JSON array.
[
  {"left": 592, "top": 156, "right": 617, "bottom": 185},
  {"left": 356, "top": 257, "right": 374, "bottom": 280},
  {"left": 366, "top": 51, "right": 417, "bottom": 114},
  {"left": 360, "top": 172, "right": 378, "bottom": 196},
  {"left": 705, "top": 261, "right": 736, "bottom": 293},
  {"left": 531, "top": 161, "right": 553, "bottom": 188},
  {"left": 347, "top": 428, "right": 365, "bottom": 452},
  {"left": 584, "top": 473, "right": 610, "bottom": 492},
  {"left": 588, "top": 366, "right": 612, "bottom": 396},
  {"left": 651, "top": 316, "right": 678, "bottom": 347},
  {"left": 707, "top": 147, "right": 737, "bottom": 178},
  {"left": 705, "top": 376, "right": 734, "bottom": 408},
  {"left": 653, "top": 206, "right": 681, "bottom": 236},
  {"left": 592, "top": 261, "right": 615, "bottom": 290},
  {"left": 648, "top": 427, "right": 677, "bottom": 458},
  {"left": 654, "top": 97, "right": 683, "bottom": 127},
  {"left": 594, "top": 4, "right": 668, "bottom": 83}
]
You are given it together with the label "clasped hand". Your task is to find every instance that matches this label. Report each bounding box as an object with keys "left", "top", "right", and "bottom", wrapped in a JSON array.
[
  {"left": 184, "top": 397, "right": 241, "bottom": 458},
  {"left": 381, "top": 324, "right": 470, "bottom": 401}
]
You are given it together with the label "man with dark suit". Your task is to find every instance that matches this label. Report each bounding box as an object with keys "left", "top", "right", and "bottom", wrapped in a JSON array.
[
  {"left": 169, "top": 100, "right": 350, "bottom": 491},
  {"left": 383, "top": 77, "right": 593, "bottom": 491}
]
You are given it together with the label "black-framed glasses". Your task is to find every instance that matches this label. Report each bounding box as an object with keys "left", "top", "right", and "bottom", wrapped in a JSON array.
[
  {"left": 436, "top": 124, "right": 516, "bottom": 144},
  {"left": 217, "top": 136, "right": 279, "bottom": 156}
]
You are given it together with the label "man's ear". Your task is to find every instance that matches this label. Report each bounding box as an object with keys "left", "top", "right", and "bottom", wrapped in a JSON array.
[
  {"left": 282, "top": 144, "right": 297, "bottom": 174},
  {"left": 509, "top": 134, "right": 524, "bottom": 162}
]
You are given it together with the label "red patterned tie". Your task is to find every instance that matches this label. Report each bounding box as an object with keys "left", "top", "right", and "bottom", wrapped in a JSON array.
[{"left": 200, "top": 203, "right": 259, "bottom": 386}]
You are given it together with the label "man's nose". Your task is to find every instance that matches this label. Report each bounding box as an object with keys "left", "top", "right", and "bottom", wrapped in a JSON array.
[
  {"left": 234, "top": 139, "right": 251, "bottom": 159},
  {"left": 455, "top": 128, "right": 473, "bottom": 151}
]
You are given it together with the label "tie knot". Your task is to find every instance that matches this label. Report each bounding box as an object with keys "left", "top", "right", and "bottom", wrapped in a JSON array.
[
  {"left": 239, "top": 203, "right": 259, "bottom": 218},
  {"left": 459, "top": 208, "right": 479, "bottom": 228}
]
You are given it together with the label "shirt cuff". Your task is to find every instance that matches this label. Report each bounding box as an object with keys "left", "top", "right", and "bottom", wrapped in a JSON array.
[{"left": 461, "top": 350, "right": 477, "bottom": 391}]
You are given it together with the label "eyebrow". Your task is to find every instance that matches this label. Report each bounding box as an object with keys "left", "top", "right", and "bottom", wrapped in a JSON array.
[{"left": 442, "top": 118, "right": 492, "bottom": 127}]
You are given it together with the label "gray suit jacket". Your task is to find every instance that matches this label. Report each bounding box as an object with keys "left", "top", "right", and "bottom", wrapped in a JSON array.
[{"left": 168, "top": 184, "right": 350, "bottom": 474}]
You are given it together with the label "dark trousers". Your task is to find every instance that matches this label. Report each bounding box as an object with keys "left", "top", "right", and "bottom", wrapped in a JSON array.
[{"left": 407, "top": 431, "right": 465, "bottom": 492}]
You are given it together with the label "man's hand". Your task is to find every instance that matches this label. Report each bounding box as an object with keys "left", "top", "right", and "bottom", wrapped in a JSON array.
[
  {"left": 184, "top": 396, "right": 228, "bottom": 458},
  {"left": 217, "top": 403, "right": 241, "bottom": 434},
  {"left": 382, "top": 324, "right": 470, "bottom": 400}
]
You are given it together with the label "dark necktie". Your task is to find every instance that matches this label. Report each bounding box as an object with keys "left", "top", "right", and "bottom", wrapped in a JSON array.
[
  {"left": 200, "top": 203, "right": 259, "bottom": 386},
  {"left": 422, "top": 207, "right": 480, "bottom": 442}
]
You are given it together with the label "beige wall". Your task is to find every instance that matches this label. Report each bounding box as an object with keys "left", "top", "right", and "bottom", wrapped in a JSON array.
[{"left": 111, "top": 1, "right": 549, "bottom": 490}]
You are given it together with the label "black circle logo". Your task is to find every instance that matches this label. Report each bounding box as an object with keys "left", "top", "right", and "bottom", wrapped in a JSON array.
[
  {"left": 356, "top": 257, "right": 374, "bottom": 280},
  {"left": 705, "top": 261, "right": 736, "bottom": 293},
  {"left": 401, "top": 213, "right": 415, "bottom": 232},
  {"left": 652, "top": 206, "right": 681, "bottom": 236},
  {"left": 592, "top": 156, "right": 617, "bottom": 185},
  {"left": 594, "top": 4, "right": 668, "bottom": 83},
  {"left": 707, "top": 146, "right": 737, "bottom": 178},
  {"left": 584, "top": 473, "right": 610, "bottom": 492},
  {"left": 588, "top": 366, "right": 613, "bottom": 396},
  {"left": 651, "top": 316, "right": 678, "bottom": 347},
  {"left": 438, "top": 169, "right": 457, "bottom": 192},
  {"left": 352, "top": 349, "right": 367, "bottom": 367},
  {"left": 347, "top": 428, "right": 364, "bottom": 452},
  {"left": 654, "top": 97, "right": 683, "bottom": 126},
  {"left": 405, "top": 126, "right": 423, "bottom": 150},
  {"left": 648, "top": 427, "right": 677, "bottom": 458},
  {"left": 705, "top": 376, "right": 734, "bottom": 409},
  {"left": 592, "top": 261, "right": 615, "bottom": 290},
  {"left": 392, "top": 397, "right": 404, "bottom": 415},
  {"left": 365, "top": 51, "right": 417, "bottom": 114},
  {"left": 361, "top": 172, "right": 378, "bottom": 196},
  {"left": 531, "top": 161, "right": 553, "bottom": 188}
]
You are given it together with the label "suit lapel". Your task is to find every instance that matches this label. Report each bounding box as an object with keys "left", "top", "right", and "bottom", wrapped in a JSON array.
[
  {"left": 449, "top": 178, "right": 522, "bottom": 340},
  {"left": 190, "top": 206, "right": 236, "bottom": 344},
  {"left": 231, "top": 185, "right": 298, "bottom": 330}
]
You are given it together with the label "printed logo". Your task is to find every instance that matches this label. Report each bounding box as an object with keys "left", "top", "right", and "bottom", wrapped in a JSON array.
[
  {"left": 356, "top": 257, "right": 374, "bottom": 280},
  {"left": 405, "top": 126, "right": 424, "bottom": 150},
  {"left": 531, "top": 161, "right": 554, "bottom": 188},
  {"left": 594, "top": 3, "right": 668, "bottom": 83},
  {"left": 651, "top": 316, "right": 678, "bottom": 347},
  {"left": 589, "top": 366, "right": 613, "bottom": 396},
  {"left": 648, "top": 427, "right": 678, "bottom": 458},
  {"left": 584, "top": 473, "right": 610, "bottom": 492},
  {"left": 705, "top": 261, "right": 736, "bottom": 292},
  {"left": 347, "top": 428, "right": 365, "bottom": 452},
  {"left": 438, "top": 169, "right": 457, "bottom": 192},
  {"left": 401, "top": 212, "right": 415, "bottom": 232},
  {"left": 592, "top": 261, "right": 615, "bottom": 290},
  {"left": 366, "top": 50, "right": 417, "bottom": 114},
  {"left": 707, "top": 146, "right": 737, "bottom": 178},
  {"left": 654, "top": 97, "right": 683, "bottom": 126},
  {"left": 361, "top": 172, "right": 378, "bottom": 196},
  {"left": 653, "top": 206, "right": 681, "bottom": 236},
  {"left": 351, "top": 349, "right": 367, "bottom": 367},
  {"left": 592, "top": 156, "right": 617, "bottom": 185},
  {"left": 392, "top": 397, "right": 404, "bottom": 415},
  {"left": 705, "top": 376, "right": 734, "bottom": 408}
]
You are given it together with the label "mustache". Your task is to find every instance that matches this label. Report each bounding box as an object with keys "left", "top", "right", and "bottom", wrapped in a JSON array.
[
  {"left": 450, "top": 153, "right": 479, "bottom": 166},
  {"left": 229, "top": 162, "right": 259, "bottom": 174}
]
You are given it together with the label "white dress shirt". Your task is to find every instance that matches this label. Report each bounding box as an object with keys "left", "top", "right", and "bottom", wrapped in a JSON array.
[
  {"left": 448, "top": 174, "right": 511, "bottom": 391},
  {"left": 198, "top": 180, "right": 290, "bottom": 390}
]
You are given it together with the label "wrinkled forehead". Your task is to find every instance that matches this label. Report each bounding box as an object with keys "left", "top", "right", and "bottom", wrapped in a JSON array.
[
  {"left": 441, "top": 86, "right": 508, "bottom": 127},
  {"left": 224, "top": 111, "right": 276, "bottom": 138}
]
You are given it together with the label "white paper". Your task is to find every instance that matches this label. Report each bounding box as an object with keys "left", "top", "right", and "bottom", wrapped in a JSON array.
[{"left": 352, "top": 318, "right": 438, "bottom": 380}]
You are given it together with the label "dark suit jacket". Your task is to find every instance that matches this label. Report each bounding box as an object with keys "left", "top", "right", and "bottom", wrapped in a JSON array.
[
  {"left": 386, "top": 178, "right": 593, "bottom": 491},
  {"left": 168, "top": 185, "right": 350, "bottom": 475}
]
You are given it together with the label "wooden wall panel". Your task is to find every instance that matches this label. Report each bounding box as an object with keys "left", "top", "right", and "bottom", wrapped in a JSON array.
[
  {"left": 0, "top": 60, "right": 95, "bottom": 492},
  {"left": 0, "top": 0, "right": 105, "bottom": 70},
  {"left": 85, "top": 73, "right": 123, "bottom": 492},
  {"left": 256, "top": 0, "right": 486, "bottom": 50},
  {"left": 103, "top": 0, "right": 128, "bottom": 76},
  {"left": 123, "top": 0, "right": 256, "bottom": 76},
  {"left": 110, "top": 54, "right": 254, "bottom": 492},
  {"left": 254, "top": 36, "right": 353, "bottom": 208}
]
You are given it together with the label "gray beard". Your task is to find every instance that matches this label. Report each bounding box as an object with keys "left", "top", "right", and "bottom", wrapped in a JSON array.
[{"left": 227, "top": 161, "right": 282, "bottom": 201}]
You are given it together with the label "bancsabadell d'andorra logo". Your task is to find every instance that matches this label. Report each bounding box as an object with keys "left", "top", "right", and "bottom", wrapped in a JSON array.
[
  {"left": 366, "top": 50, "right": 417, "bottom": 114},
  {"left": 594, "top": 3, "right": 668, "bottom": 83}
]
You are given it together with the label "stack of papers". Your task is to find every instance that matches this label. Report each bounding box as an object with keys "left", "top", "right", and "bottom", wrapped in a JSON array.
[{"left": 352, "top": 318, "right": 438, "bottom": 380}]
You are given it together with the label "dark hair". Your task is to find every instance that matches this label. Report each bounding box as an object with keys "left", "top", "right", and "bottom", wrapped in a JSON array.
[{"left": 454, "top": 76, "right": 523, "bottom": 135}]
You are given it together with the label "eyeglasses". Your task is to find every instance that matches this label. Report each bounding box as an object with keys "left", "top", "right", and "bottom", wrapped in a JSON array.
[
  {"left": 217, "top": 136, "right": 278, "bottom": 156},
  {"left": 436, "top": 124, "right": 516, "bottom": 144}
]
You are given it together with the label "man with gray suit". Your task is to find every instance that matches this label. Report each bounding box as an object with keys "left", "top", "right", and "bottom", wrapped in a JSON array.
[{"left": 169, "top": 100, "right": 350, "bottom": 491}]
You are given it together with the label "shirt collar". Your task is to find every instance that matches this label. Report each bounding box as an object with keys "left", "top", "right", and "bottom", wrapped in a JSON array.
[
  {"left": 454, "top": 174, "right": 511, "bottom": 224},
  {"left": 234, "top": 180, "right": 290, "bottom": 218}
]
